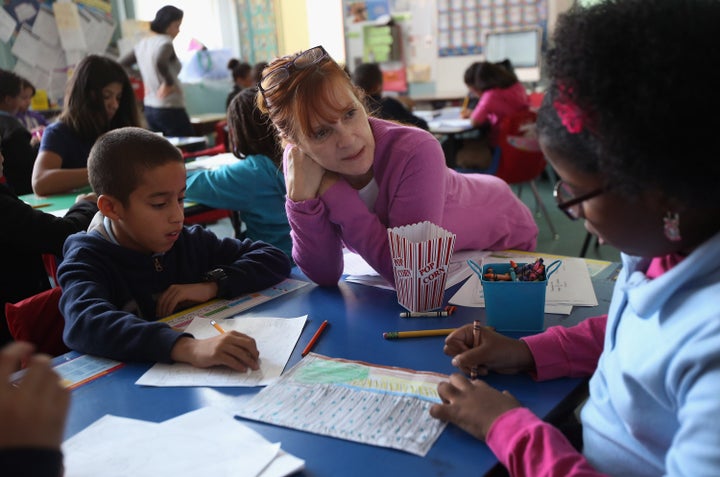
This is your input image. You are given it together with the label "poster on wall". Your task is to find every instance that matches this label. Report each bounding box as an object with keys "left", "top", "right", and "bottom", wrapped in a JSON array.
[
  {"left": 1, "top": 0, "right": 116, "bottom": 108},
  {"left": 437, "top": 0, "right": 547, "bottom": 57},
  {"left": 237, "top": 0, "right": 278, "bottom": 64}
]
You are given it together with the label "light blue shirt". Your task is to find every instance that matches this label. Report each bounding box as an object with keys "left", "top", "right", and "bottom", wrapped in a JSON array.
[
  {"left": 185, "top": 155, "right": 292, "bottom": 259},
  {"left": 582, "top": 230, "right": 720, "bottom": 476}
]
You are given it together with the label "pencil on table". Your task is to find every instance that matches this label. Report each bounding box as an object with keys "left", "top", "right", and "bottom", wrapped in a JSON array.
[
  {"left": 400, "top": 306, "right": 456, "bottom": 318},
  {"left": 383, "top": 328, "right": 457, "bottom": 339}
]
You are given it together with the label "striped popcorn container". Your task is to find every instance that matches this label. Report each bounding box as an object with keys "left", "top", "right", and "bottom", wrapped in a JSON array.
[{"left": 387, "top": 221, "right": 456, "bottom": 312}]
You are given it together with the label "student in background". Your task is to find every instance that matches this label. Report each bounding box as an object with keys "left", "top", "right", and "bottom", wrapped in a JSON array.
[
  {"left": 430, "top": 1, "right": 720, "bottom": 475},
  {"left": 351, "top": 62, "right": 429, "bottom": 130},
  {"left": 226, "top": 59, "right": 253, "bottom": 109},
  {"left": 15, "top": 77, "right": 48, "bottom": 149},
  {"left": 0, "top": 341, "right": 70, "bottom": 476},
  {"left": 0, "top": 143, "right": 97, "bottom": 345},
  {"left": 186, "top": 88, "right": 291, "bottom": 258},
  {"left": 58, "top": 127, "right": 291, "bottom": 369},
  {"left": 32, "top": 55, "right": 142, "bottom": 196},
  {"left": 455, "top": 60, "right": 529, "bottom": 169},
  {"left": 0, "top": 69, "right": 35, "bottom": 195},
  {"left": 120, "top": 5, "right": 193, "bottom": 137},
  {"left": 250, "top": 61, "right": 268, "bottom": 84},
  {"left": 258, "top": 46, "right": 537, "bottom": 287}
]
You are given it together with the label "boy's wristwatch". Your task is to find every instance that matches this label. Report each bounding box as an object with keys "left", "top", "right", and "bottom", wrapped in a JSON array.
[{"left": 203, "top": 268, "right": 229, "bottom": 296}]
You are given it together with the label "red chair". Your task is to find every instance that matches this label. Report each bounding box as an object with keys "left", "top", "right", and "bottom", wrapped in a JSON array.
[
  {"left": 181, "top": 120, "right": 229, "bottom": 160},
  {"left": 528, "top": 91, "right": 545, "bottom": 111},
  {"left": 184, "top": 208, "right": 233, "bottom": 227},
  {"left": 5, "top": 286, "right": 69, "bottom": 356},
  {"left": 463, "top": 110, "right": 558, "bottom": 239}
]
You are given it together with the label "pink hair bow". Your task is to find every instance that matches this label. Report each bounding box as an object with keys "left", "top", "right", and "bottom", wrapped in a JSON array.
[{"left": 553, "top": 99, "right": 584, "bottom": 134}]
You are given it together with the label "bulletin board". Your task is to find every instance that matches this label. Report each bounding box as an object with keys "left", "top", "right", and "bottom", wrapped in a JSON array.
[
  {"left": 437, "top": 0, "right": 547, "bottom": 57},
  {"left": 0, "top": 0, "right": 116, "bottom": 108}
]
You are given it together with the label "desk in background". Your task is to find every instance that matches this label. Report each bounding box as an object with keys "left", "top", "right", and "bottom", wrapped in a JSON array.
[
  {"left": 62, "top": 262, "right": 619, "bottom": 477},
  {"left": 20, "top": 185, "right": 222, "bottom": 224},
  {"left": 422, "top": 107, "right": 477, "bottom": 168},
  {"left": 190, "top": 112, "right": 227, "bottom": 136},
  {"left": 166, "top": 135, "right": 207, "bottom": 151},
  {"left": 411, "top": 91, "right": 467, "bottom": 110}
]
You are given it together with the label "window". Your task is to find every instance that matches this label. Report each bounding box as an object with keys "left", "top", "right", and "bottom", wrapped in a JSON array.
[{"left": 483, "top": 27, "right": 542, "bottom": 83}]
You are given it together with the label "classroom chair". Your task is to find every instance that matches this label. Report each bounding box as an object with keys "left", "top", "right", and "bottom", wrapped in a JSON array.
[
  {"left": 5, "top": 286, "right": 69, "bottom": 357},
  {"left": 528, "top": 91, "right": 545, "bottom": 111},
  {"left": 181, "top": 120, "right": 228, "bottom": 160},
  {"left": 457, "top": 110, "right": 559, "bottom": 239}
]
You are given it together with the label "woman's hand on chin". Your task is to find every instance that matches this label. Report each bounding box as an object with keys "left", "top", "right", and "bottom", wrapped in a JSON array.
[{"left": 285, "top": 146, "right": 327, "bottom": 201}]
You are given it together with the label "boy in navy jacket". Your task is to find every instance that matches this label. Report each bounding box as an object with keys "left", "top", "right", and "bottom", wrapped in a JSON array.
[{"left": 58, "top": 127, "right": 291, "bottom": 371}]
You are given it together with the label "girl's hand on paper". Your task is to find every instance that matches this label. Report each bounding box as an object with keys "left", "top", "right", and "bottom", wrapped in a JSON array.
[
  {"left": 429, "top": 373, "right": 521, "bottom": 441},
  {"left": 285, "top": 145, "right": 327, "bottom": 201},
  {"left": 0, "top": 342, "right": 70, "bottom": 449},
  {"left": 156, "top": 283, "right": 219, "bottom": 317},
  {"left": 171, "top": 333, "right": 260, "bottom": 372},
  {"left": 444, "top": 324, "right": 535, "bottom": 377}
]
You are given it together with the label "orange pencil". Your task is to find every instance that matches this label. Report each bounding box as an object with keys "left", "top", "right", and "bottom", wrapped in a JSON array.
[
  {"left": 210, "top": 320, "right": 226, "bottom": 334},
  {"left": 302, "top": 320, "right": 329, "bottom": 357}
]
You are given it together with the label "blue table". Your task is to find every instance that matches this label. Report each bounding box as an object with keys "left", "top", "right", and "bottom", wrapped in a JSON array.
[{"left": 63, "top": 264, "right": 619, "bottom": 476}]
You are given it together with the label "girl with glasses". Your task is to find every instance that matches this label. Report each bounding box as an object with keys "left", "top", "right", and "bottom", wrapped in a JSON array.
[
  {"left": 430, "top": 1, "right": 720, "bottom": 476},
  {"left": 257, "top": 47, "right": 538, "bottom": 287}
]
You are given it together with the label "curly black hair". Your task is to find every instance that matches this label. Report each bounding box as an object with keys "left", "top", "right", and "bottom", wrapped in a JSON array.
[
  {"left": 537, "top": 0, "right": 720, "bottom": 206},
  {"left": 227, "top": 87, "right": 281, "bottom": 165}
]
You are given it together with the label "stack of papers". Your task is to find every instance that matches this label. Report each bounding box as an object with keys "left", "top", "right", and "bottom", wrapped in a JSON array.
[{"left": 63, "top": 407, "right": 304, "bottom": 477}]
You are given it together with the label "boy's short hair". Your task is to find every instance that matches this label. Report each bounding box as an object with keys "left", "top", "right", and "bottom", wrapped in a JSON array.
[{"left": 88, "top": 127, "right": 183, "bottom": 205}]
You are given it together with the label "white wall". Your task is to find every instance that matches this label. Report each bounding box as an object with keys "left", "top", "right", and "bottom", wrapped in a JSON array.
[{"left": 306, "top": 0, "right": 345, "bottom": 64}]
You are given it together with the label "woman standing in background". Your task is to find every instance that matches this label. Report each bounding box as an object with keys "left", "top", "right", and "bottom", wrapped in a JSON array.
[{"left": 120, "top": 5, "right": 194, "bottom": 137}]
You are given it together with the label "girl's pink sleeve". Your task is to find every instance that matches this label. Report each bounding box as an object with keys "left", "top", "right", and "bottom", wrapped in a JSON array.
[
  {"left": 470, "top": 92, "right": 497, "bottom": 126},
  {"left": 487, "top": 407, "right": 607, "bottom": 477},
  {"left": 521, "top": 315, "right": 607, "bottom": 381}
]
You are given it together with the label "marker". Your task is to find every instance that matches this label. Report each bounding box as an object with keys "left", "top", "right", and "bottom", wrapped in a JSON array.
[
  {"left": 383, "top": 328, "right": 457, "bottom": 339},
  {"left": 302, "top": 320, "right": 329, "bottom": 357},
  {"left": 210, "top": 320, "right": 226, "bottom": 334},
  {"left": 400, "top": 306, "right": 456, "bottom": 318},
  {"left": 470, "top": 320, "right": 481, "bottom": 380}
]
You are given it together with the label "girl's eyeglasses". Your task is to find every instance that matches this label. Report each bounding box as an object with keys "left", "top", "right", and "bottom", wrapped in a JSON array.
[
  {"left": 553, "top": 180, "right": 608, "bottom": 220},
  {"left": 258, "top": 46, "right": 329, "bottom": 97}
]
